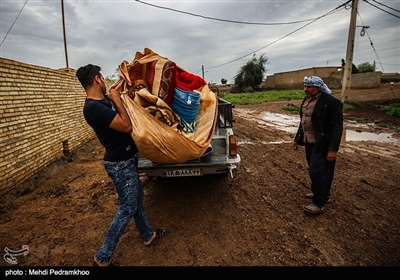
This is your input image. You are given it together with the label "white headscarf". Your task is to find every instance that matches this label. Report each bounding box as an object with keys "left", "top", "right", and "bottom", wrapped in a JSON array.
[{"left": 303, "top": 76, "right": 332, "bottom": 95}]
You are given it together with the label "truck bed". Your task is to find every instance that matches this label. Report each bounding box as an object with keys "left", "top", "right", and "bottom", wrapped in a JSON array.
[{"left": 136, "top": 95, "right": 241, "bottom": 178}]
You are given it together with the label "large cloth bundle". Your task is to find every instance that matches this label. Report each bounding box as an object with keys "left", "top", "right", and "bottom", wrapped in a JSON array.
[{"left": 110, "top": 48, "right": 218, "bottom": 164}]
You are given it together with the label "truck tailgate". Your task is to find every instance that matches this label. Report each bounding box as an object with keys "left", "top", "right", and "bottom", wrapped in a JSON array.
[{"left": 137, "top": 153, "right": 241, "bottom": 178}]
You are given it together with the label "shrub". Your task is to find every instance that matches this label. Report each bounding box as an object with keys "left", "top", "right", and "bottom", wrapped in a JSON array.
[
  {"left": 380, "top": 103, "right": 400, "bottom": 117},
  {"left": 343, "top": 101, "right": 361, "bottom": 111}
]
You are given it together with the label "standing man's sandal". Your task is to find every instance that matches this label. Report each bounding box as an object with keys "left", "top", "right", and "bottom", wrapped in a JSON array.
[
  {"left": 303, "top": 203, "right": 323, "bottom": 214},
  {"left": 144, "top": 228, "right": 166, "bottom": 246}
]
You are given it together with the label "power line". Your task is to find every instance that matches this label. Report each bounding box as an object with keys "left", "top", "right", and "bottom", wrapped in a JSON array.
[
  {"left": 206, "top": 1, "right": 351, "bottom": 70},
  {"left": 371, "top": 0, "right": 400, "bottom": 13},
  {"left": 134, "top": 0, "right": 353, "bottom": 71},
  {"left": 0, "top": 0, "right": 29, "bottom": 47},
  {"left": 135, "top": 0, "right": 334, "bottom": 26},
  {"left": 363, "top": 0, "right": 400, "bottom": 19},
  {"left": 357, "top": 12, "right": 385, "bottom": 72}
]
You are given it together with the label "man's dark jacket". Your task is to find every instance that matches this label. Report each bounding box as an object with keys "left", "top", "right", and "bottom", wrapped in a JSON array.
[{"left": 294, "top": 93, "right": 343, "bottom": 152}]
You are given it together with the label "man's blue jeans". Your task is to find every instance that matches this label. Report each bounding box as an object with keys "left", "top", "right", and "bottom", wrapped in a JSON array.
[{"left": 94, "top": 158, "right": 153, "bottom": 264}]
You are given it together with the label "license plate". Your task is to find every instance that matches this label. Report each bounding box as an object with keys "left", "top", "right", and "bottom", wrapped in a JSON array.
[{"left": 162, "top": 169, "right": 202, "bottom": 177}]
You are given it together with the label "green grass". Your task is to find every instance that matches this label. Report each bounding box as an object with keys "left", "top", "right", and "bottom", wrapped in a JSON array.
[
  {"left": 221, "top": 90, "right": 399, "bottom": 119},
  {"left": 282, "top": 101, "right": 361, "bottom": 113},
  {"left": 220, "top": 90, "right": 305, "bottom": 105},
  {"left": 220, "top": 89, "right": 360, "bottom": 113},
  {"left": 343, "top": 100, "right": 361, "bottom": 111},
  {"left": 380, "top": 103, "right": 400, "bottom": 118}
]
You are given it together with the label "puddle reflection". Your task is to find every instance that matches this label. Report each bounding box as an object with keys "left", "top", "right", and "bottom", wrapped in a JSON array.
[
  {"left": 255, "top": 111, "right": 399, "bottom": 144},
  {"left": 343, "top": 130, "right": 398, "bottom": 143}
]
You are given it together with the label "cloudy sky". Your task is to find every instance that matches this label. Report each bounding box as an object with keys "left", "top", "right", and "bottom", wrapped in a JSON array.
[{"left": 1, "top": 0, "right": 399, "bottom": 84}]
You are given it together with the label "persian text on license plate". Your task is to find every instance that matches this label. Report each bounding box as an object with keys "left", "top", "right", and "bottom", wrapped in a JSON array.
[{"left": 162, "top": 169, "right": 202, "bottom": 177}]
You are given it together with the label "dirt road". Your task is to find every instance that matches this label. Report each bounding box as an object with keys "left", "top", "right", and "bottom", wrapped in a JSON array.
[{"left": 0, "top": 84, "right": 399, "bottom": 277}]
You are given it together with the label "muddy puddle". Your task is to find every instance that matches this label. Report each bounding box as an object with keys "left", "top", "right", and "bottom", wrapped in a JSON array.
[{"left": 235, "top": 109, "right": 399, "bottom": 144}]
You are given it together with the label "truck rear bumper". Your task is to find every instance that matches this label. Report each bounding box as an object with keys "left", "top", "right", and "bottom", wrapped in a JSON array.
[{"left": 137, "top": 154, "right": 241, "bottom": 178}]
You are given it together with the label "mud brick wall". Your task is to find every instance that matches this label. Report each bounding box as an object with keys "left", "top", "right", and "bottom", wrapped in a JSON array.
[
  {"left": 0, "top": 58, "right": 95, "bottom": 196},
  {"left": 263, "top": 67, "right": 383, "bottom": 90}
]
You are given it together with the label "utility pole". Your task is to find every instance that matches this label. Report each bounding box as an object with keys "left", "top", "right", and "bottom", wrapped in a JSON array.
[
  {"left": 61, "top": 0, "right": 69, "bottom": 68},
  {"left": 201, "top": 65, "right": 205, "bottom": 79},
  {"left": 341, "top": 0, "right": 359, "bottom": 102}
]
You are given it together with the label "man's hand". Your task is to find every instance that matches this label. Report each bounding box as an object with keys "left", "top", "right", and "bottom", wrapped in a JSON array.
[
  {"left": 293, "top": 141, "right": 298, "bottom": 150},
  {"left": 107, "top": 88, "right": 132, "bottom": 133},
  {"left": 326, "top": 150, "right": 337, "bottom": 161},
  {"left": 108, "top": 88, "right": 120, "bottom": 102}
]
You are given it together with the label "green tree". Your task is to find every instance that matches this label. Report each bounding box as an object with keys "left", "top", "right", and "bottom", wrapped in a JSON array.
[
  {"left": 221, "top": 78, "right": 228, "bottom": 85},
  {"left": 105, "top": 69, "right": 119, "bottom": 82},
  {"left": 341, "top": 58, "right": 359, "bottom": 74},
  {"left": 351, "top": 63, "right": 359, "bottom": 74},
  {"left": 357, "top": 61, "right": 376, "bottom": 73},
  {"left": 234, "top": 53, "right": 268, "bottom": 92}
]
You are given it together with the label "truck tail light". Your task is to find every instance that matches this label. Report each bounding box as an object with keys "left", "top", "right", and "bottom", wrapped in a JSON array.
[{"left": 228, "top": 135, "right": 237, "bottom": 158}]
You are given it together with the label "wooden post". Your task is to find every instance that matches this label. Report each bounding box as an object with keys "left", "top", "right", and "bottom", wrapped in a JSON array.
[
  {"left": 341, "top": 0, "right": 359, "bottom": 102},
  {"left": 61, "top": 0, "right": 69, "bottom": 68}
]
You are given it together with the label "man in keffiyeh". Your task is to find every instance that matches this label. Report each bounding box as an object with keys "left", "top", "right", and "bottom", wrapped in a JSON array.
[
  {"left": 303, "top": 76, "right": 332, "bottom": 95},
  {"left": 293, "top": 76, "right": 343, "bottom": 214}
]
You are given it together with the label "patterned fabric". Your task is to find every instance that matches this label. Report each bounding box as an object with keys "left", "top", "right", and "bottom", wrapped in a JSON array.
[
  {"left": 116, "top": 48, "right": 176, "bottom": 106},
  {"left": 132, "top": 87, "right": 181, "bottom": 129},
  {"left": 303, "top": 76, "right": 332, "bottom": 95},
  {"left": 110, "top": 48, "right": 218, "bottom": 164}
]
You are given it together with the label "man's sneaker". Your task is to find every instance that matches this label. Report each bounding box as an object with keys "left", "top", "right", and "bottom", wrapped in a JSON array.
[
  {"left": 303, "top": 203, "right": 323, "bottom": 214},
  {"left": 305, "top": 193, "right": 331, "bottom": 203}
]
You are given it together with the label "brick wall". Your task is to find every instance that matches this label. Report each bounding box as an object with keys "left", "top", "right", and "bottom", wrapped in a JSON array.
[
  {"left": 263, "top": 67, "right": 383, "bottom": 90},
  {"left": 0, "top": 58, "right": 95, "bottom": 196},
  {"left": 351, "top": 71, "right": 382, "bottom": 88}
]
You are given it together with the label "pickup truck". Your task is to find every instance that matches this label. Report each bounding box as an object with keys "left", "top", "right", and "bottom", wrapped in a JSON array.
[{"left": 136, "top": 86, "right": 241, "bottom": 179}]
